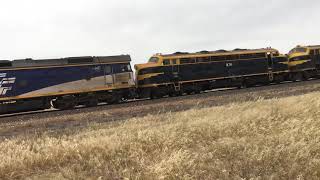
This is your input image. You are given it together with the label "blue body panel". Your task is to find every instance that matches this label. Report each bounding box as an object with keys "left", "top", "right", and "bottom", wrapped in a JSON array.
[{"left": 0, "top": 63, "right": 131, "bottom": 100}]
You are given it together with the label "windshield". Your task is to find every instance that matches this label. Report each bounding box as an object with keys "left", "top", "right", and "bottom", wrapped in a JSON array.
[
  {"left": 149, "top": 57, "right": 159, "bottom": 63},
  {"left": 289, "top": 55, "right": 310, "bottom": 62},
  {"left": 289, "top": 47, "right": 307, "bottom": 54}
]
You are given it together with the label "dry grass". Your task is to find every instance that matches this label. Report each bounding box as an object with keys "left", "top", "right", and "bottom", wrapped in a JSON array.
[{"left": 1, "top": 92, "right": 320, "bottom": 180}]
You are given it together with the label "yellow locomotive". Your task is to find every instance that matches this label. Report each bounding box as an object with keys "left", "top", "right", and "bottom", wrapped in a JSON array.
[{"left": 135, "top": 48, "right": 288, "bottom": 98}]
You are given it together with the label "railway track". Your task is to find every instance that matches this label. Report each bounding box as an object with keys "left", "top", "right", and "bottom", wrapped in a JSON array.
[{"left": 1, "top": 78, "right": 320, "bottom": 122}]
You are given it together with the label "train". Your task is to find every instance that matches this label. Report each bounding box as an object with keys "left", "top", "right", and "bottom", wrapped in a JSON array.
[{"left": 0, "top": 45, "right": 319, "bottom": 114}]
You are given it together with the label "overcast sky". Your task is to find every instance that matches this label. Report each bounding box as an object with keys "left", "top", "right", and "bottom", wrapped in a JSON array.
[{"left": 0, "top": 0, "right": 319, "bottom": 64}]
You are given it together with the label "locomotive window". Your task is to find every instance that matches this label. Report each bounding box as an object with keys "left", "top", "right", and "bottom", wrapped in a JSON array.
[
  {"left": 211, "top": 56, "right": 218, "bottom": 61},
  {"left": 211, "top": 56, "right": 226, "bottom": 61},
  {"left": 240, "top": 53, "right": 266, "bottom": 59},
  {"left": 180, "top": 58, "right": 196, "bottom": 64},
  {"left": 197, "top": 57, "right": 210, "bottom": 62},
  {"left": 290, "top": 55, "right": 310, "bottom": 61},
  {"left": 127, "top": 64, "right": 132, "bottom": 71},
  {"left": 251, "top": 53, "right": 266, "bottom": 58},
  {"left": 172, "top": 59, "right": 177, "bottom": 64},
  {"left": 296, "top": 48, "right": 307, "bottom": 53},
  {"left": 289, "top": 47, "right": 308, "bottom": 54},
  {"left": 0, "top": 61, "right": 12, "bottom": 67},
  {"left": 257, "top": 53, "right": 267, "bottom": 58},
  {"left": 163, "top": 60, "right": 170, "bottom": 65},
  {"left": 232, "top": 55, "right": 239, "bottom": 60},
  {"left": 226, "top": 55, "right": 239, "bottom": 60},
  {"left": 240, "top": 54, "right": 250, "bottom": 59},
  {"left": 149, "top": 57, "right": 159, "bottom": 63},
  {"left": 120, "top": 64, "right": 130, "bottom": 72},
  {"left": 180, "top": 58, "right": 189, "bottom": 64}
]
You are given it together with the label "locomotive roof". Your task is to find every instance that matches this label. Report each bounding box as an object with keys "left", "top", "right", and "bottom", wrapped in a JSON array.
[
  {"left": 292, "top": 45, "right": 320, "bottom": 50},
  {"left": 305, "top": 45, "right": 320, "bottom": 49},
  {"left": 160, "top": 48, "right": 278, "bottom": 58},
  {"left": 0, "top": 55, "right": 131, "bottom": 69}
]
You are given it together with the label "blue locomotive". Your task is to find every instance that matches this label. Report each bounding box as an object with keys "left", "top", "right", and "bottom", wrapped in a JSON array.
[{"left": 0, "top": 55, "right": 135, "bottom": 114}]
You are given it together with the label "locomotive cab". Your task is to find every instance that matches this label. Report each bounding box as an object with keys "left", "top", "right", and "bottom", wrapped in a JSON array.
[
  {"left": 287, "top": 46, "right": 311, "bottom": 67},
  {"left": 287, "top": 45, "right": 320, "bottom": 80},
  {"left": 135, "top": 55, "right": 163, "bottom": 71},
  {"left": 135, "top": 54, "right": 179, "bottom": 98},
  {"left": 0, "top": 55, "right": 136, "bottom": 114},
  {"left": 135, "top": 55, "right": 164, "bottom": 84}
]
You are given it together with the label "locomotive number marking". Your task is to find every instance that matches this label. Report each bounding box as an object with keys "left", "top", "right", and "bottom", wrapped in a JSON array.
[{"left": 226, "top": 63, "right": 233, "bottom": 67}]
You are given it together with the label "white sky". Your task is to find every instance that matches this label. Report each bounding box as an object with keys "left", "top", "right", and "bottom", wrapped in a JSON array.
[{"left": 0, "top": 0, "right": 319, "bottom": 64}]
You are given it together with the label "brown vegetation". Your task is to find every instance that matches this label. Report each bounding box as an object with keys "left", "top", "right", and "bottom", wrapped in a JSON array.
[{"left": 1, "top": 92, "right": 320, "bottom": 179}]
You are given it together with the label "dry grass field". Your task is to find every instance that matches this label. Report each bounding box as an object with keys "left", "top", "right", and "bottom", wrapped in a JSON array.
[{"left": 1, "top": 91, "right": 320, "bottom": 179}]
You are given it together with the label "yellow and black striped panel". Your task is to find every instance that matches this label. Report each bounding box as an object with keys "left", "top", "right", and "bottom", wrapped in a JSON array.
[{"left": 287, "top": 45, "right": 320, "bottom": 71}]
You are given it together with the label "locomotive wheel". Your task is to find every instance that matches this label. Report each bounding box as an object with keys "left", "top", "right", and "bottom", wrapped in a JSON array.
[
  {"left": 150, "top": 93, "right": 160, "bottom": 99},
  {"left": 193, "top": 85, "right": 201, "bottom": 94},
  {"left": 52, "top": 96, "right": 77, "bottom": 110},
  {"left": 274, "top": 75, "right": 284, "bottom": 84},
  {"left": 107, "top": 96, "right": 120, "bottom": 104},
  {"left": 186, "top": 91, "right": 193, "bottom": 95},
  {"left": 43, "top": 98, "right": 52, "bottom": 109},
  {"left": 52, "top": 100, "right": 76, "bottom": 110},
  {"left": 150, "top": 90, "right": 165, "bottom": 99},
  {"left": 169, "top": 90, "right": 182, "bottom": 97},
  {"left": 194, "top": 89, "right": 201, "bottom": 94},
  {"left": 293, "top": 72, "right": 304, "bottom": 82},
  {"left": 84, "top": 99, "right": 98, "bottom": 107},
  {"left": 303, "top": 72, "right": 311, "bottom": 80},
  {"left": 240, "top": 81, "right": 247, "bottom": 89},
  {"left": 176, "top": 91, "right": 183, "bottom": 96}
]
